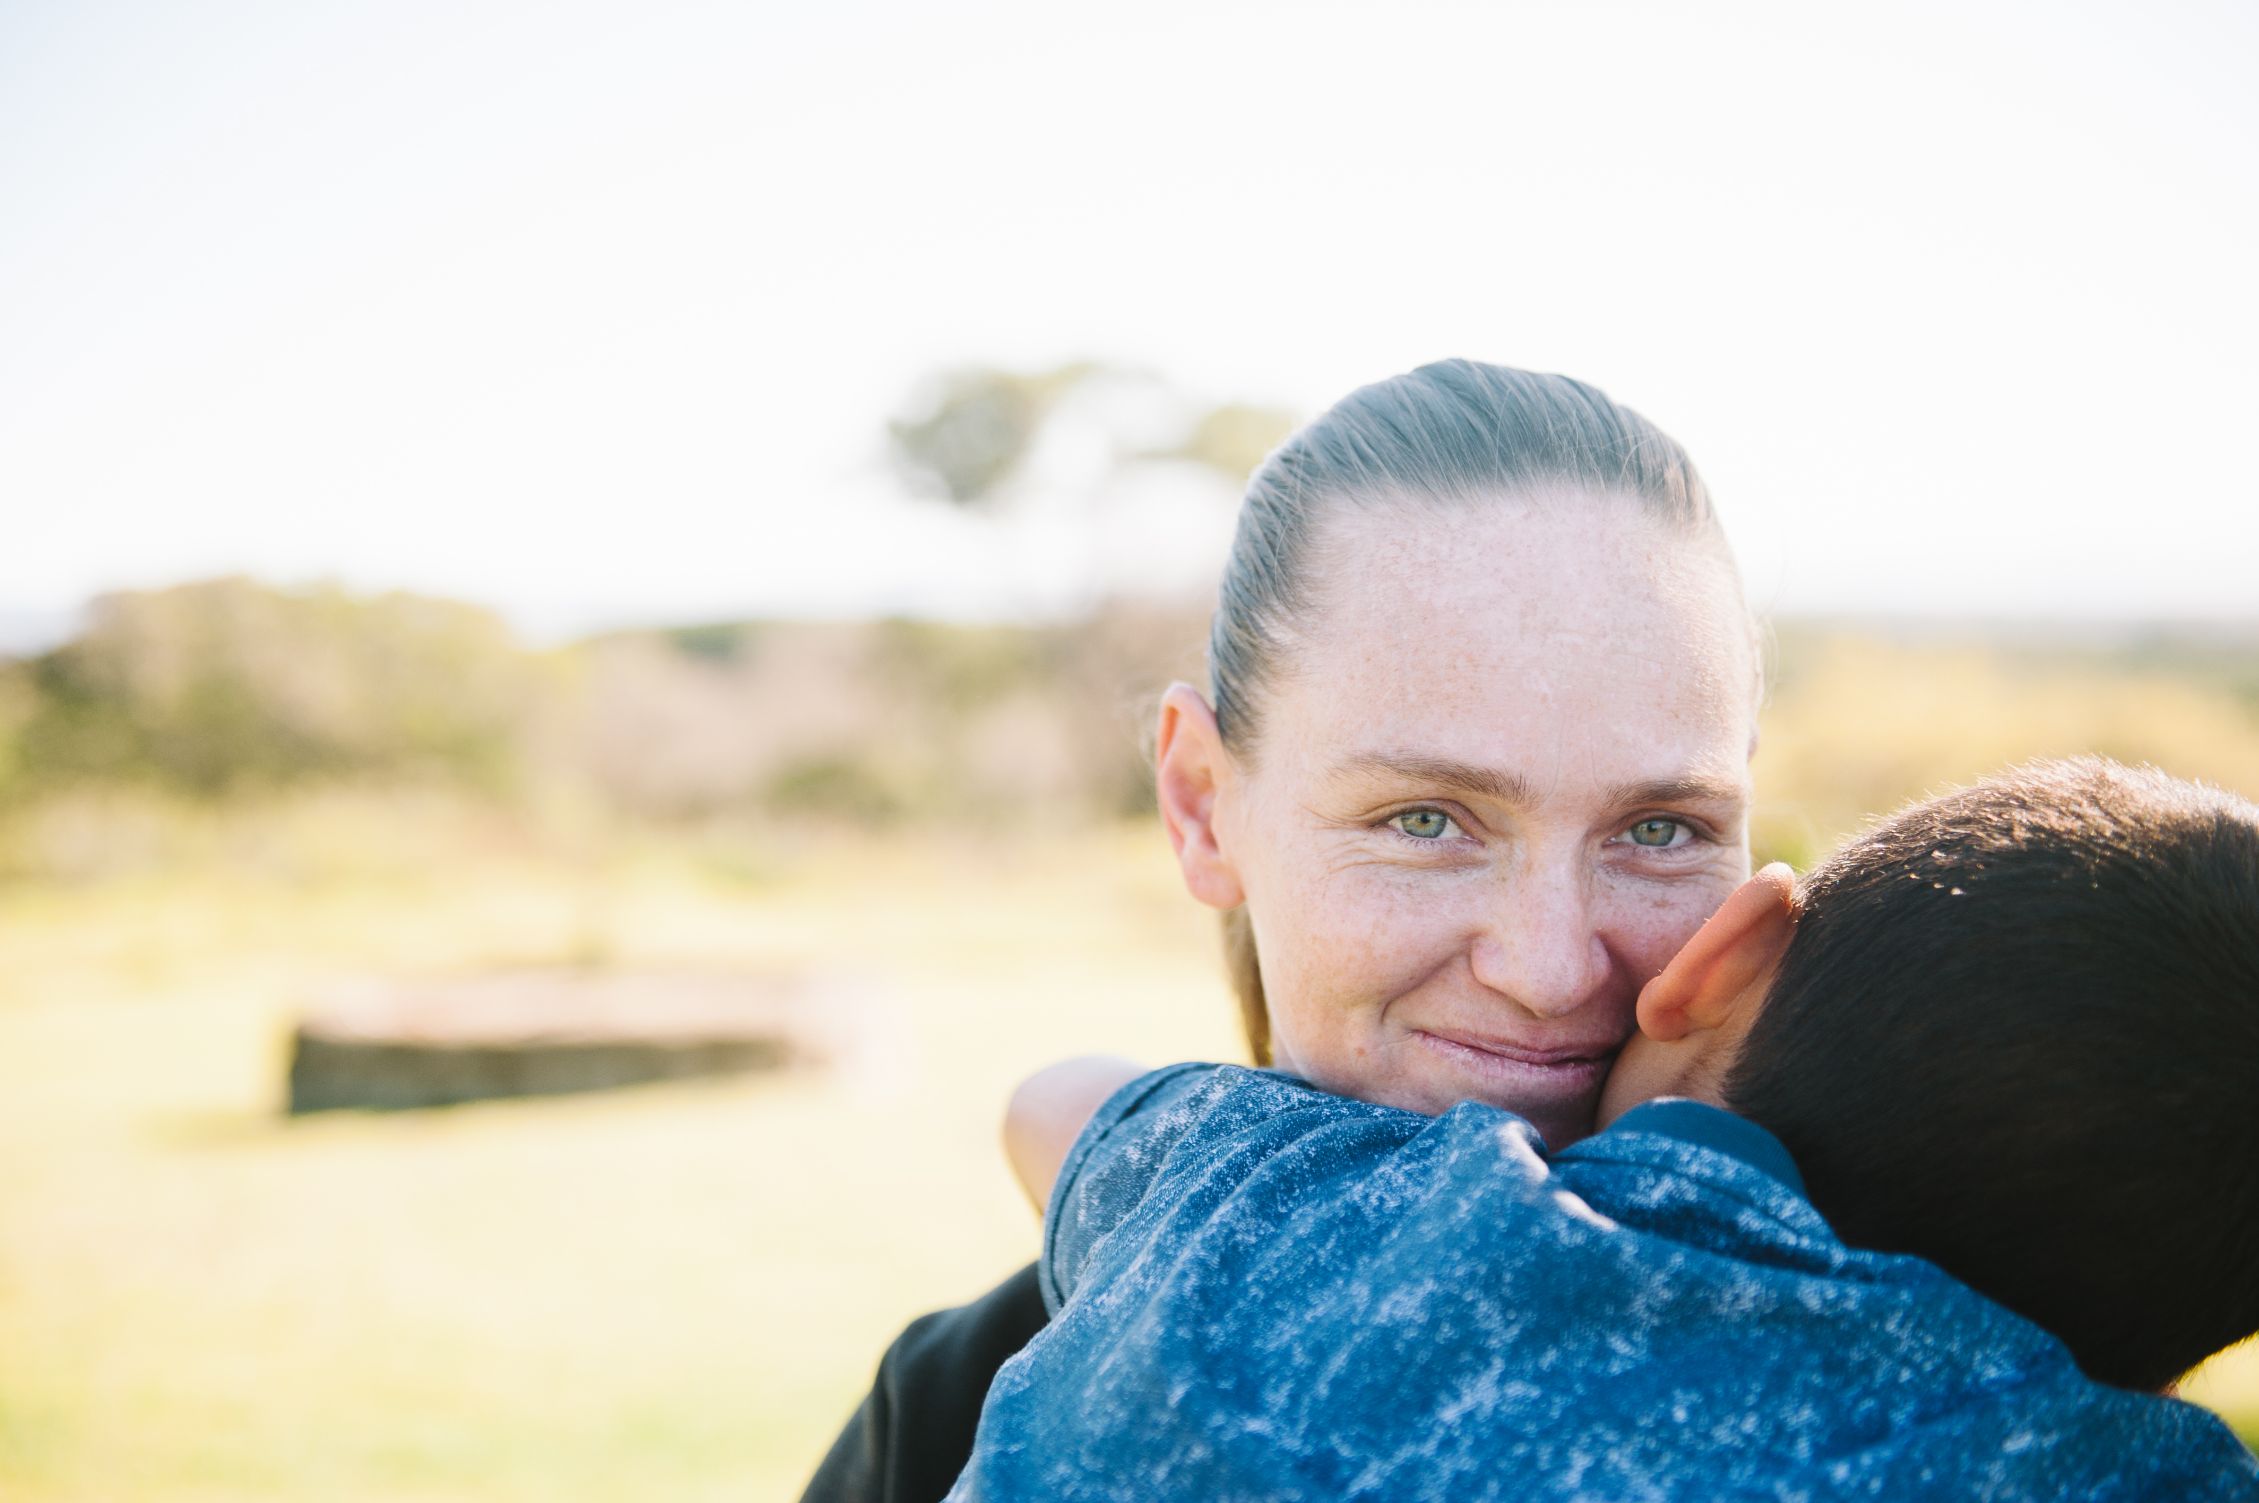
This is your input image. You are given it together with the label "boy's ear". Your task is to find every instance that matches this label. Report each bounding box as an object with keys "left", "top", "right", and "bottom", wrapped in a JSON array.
[
  {"left": 1637, "top": 863, "right": 1801, "bottom": 1042},
  {"left": 1155, "top": 682, "right": 1245, "bottom": 911}
]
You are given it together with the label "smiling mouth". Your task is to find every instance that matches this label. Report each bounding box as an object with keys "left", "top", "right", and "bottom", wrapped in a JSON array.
[{"left": 1410, "top": 1028, "right": 1619, "bottom": 1091}]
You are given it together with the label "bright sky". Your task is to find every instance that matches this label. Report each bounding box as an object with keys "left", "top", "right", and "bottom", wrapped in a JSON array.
[{"left": 3, "top": 0, "right": 2254, "bottom": 647}]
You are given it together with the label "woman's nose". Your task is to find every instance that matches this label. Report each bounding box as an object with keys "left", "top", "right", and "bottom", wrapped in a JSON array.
[{"left": 1467, "top": 867, "right": 1612, "bottom": 1020}]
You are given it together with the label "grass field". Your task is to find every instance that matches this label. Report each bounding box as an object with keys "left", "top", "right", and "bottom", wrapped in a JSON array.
[
  {"left": 3, "top": 816, "right": 2255, "bottom": 1500},
  {"left": 0, "top": 826, "right": 1257, "bottom": 1501}
]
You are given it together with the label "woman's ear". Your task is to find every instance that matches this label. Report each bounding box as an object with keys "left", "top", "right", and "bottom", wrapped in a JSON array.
[
  {"left": 1155, "top": 682, "right": 1246, "bottom": 911},
  {"left": 1637, "top": 863, "right": 1800, "bottom": 1042}
]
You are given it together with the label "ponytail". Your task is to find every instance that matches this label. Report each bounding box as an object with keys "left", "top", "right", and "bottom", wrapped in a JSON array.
[{"left": 1220, "top": 906, "right": 1271, "bottom": 1065}]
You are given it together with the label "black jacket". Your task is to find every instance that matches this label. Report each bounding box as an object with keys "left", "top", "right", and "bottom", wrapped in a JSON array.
[{"left": 800, "top": 1262, "right": 1049, "bottom": 1503}]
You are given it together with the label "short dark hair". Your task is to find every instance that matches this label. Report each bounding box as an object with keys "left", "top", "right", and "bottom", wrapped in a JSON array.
[{"left": 1725, "top": 757, "right": 2259, "bottom": 1392}]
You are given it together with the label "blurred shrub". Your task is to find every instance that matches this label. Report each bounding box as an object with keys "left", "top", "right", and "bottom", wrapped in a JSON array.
[
  {"left": 6, "top": 578, "right": 547, "bottom": 799},
  {"left": 1751, "top": 626, "right": 2259, "bottom": 868},
  {"left": 4, "top": 576, "right": 2257, "bottom": 886},
  {"left": 569, "top": 604, "right": 1201, "bottom": 824},
  {"left": 0, "top": 663, "right": 35, "bottom": 803}
]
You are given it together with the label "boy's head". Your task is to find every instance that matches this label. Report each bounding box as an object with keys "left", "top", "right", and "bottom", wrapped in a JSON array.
[{"left": 1598, "top": 757, "right": 2259, "bottom": 1392}]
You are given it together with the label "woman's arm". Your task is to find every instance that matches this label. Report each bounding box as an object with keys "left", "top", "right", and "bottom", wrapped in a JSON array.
[{"left": 1003, "top": 1055, "right": 1146, "bottom": 1212}]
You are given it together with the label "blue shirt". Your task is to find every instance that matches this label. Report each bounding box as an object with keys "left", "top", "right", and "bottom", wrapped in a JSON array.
[{"left": 950, "top": 1064, "right": 2259, "bottom": 1502}]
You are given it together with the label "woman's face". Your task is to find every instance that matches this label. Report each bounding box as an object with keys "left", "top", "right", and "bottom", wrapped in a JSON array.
[{"left": 1184, "top": 494, "right": 1758, "bottom": 1149}]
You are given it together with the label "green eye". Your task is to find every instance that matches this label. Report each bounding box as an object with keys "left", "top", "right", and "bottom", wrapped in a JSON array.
[
  {"left": 1627, "top": 818, "right": 1683, "bottom": 848},
  {"left": 1393, "top": 809, "right": 1454, "bottom": 840}
]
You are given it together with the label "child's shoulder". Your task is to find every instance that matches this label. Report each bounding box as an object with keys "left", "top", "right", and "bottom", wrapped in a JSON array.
[
  {"left": 1081, "top": 1060, "right": 1445, "bottom": 1163},
  {"left": 1059, "top": 1061, "right": 1386, "bottom": 1186},
  {"left": 1040, "top": 1063, "right": 1488, "bottom": 1311},
  {"left": 1045, "top": 1064, "right": 1566, "bottom": 1287}
]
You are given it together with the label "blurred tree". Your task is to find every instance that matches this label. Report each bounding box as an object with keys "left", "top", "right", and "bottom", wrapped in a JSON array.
[
  {"left": 887, "top": 363, "right": 1099, "bottom": 506},
  {"left": 1144, "top": 401, "right": 1299, "bottom": 487},
  {"left": 888, "top": 363, "right": 1298, "bottom": 505}
]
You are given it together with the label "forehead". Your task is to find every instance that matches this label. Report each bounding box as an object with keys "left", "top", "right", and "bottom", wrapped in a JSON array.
[{"left": 1270, "top": 495, "right": 1756, "bottom": 791}]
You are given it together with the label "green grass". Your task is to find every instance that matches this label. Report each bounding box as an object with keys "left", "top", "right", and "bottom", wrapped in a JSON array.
[
  {"left": 0, "top": 829, "right": 1246, "bottom": 1501},
  {"left": 1, "top": 825, "right": 2252, "bottom": 1500}
]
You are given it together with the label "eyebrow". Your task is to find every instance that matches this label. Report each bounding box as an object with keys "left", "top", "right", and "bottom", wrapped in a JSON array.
[
  {"left": 1331, "top": 753, "right": 1745, "bottom": 811},
  {"left": 1334, "top": 752, "right": 1535, "bottom": 804},
  {"left": 1607, "top": 774, "right": 1749, "bottom": 810}
]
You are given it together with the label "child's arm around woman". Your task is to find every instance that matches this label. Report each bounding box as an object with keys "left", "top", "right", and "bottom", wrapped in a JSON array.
[{"left": 1001, "top": 1056, "right": 1146, "bottom": 1212}]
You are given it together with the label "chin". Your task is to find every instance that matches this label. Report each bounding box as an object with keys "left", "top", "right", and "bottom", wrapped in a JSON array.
[{"left": 1386, "top": 1076, "right": 1598, "bottom": 1151}]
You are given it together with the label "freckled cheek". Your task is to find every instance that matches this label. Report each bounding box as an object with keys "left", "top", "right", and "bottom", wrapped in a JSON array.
[
  {"left": 1263, "top": 870, "right": 1466, "bottom": 1053},
  {"left": 1601, "top": 882, "right": 1737, "bottom": 978}
]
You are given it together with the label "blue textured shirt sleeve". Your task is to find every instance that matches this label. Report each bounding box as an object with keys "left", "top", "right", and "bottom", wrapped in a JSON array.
[
  {"left": 1038, "top": 1063, "right": 1229, "bottom": 1313},
  {"left": 1037, "top": 1064, "right": 1439, "bottom": 1315}
]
